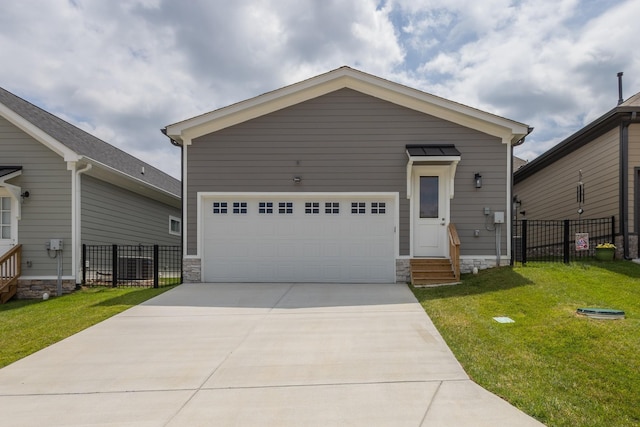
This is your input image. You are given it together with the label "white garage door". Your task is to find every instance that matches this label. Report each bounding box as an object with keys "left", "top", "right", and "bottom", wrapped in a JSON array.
[{"left": 201, "top": 194, "right": 396, "bottom": 283}]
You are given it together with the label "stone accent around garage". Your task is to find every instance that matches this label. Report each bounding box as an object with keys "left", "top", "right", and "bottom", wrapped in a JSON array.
[
  {"left": 183, "top": 258, "right": 202, "bottom": 282},
  {"left": 395, "top": 259, "right": 411, "bottom": 283},
  {"left": 17, "top": 279, "right": 76, "bottom": 299}
]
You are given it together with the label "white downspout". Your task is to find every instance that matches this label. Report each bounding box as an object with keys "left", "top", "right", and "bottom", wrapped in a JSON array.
[{"left": 72, "top": 163, "right": 92, "bottom": 286}]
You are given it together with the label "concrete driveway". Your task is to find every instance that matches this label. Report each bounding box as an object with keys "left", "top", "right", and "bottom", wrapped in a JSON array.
[{"left": 0, "top": 283, "right": 543, "bottom": 426}]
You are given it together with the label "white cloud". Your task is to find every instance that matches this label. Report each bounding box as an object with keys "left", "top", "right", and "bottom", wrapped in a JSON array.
[{"left": 0, "top": 0, "right": 638, "bottom": 177}]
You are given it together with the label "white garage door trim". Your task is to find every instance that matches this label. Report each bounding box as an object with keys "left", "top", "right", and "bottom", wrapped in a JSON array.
[{"left": 198, "top": 192, "right": 399, "bottom": 283}]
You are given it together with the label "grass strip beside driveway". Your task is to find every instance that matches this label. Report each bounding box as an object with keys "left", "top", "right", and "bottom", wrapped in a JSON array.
[
  {"left": 0, "top": 285, "right": 177, "bottom": 369},
  {"left": 411, "top": 262, "right": 640, "bottom": 427}
]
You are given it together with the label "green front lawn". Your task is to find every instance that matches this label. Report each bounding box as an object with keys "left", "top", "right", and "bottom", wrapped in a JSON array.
[
  {"left": 0, "top": 285, "right": 177, "bottom": 369},
  {"left": 412, "top": 261, "right": 640, "bottom": 427}
]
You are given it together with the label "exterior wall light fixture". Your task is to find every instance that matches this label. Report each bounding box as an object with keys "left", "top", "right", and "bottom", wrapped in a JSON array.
[{"left": 474, "top": 173, "right": 482, "bottom": 188}]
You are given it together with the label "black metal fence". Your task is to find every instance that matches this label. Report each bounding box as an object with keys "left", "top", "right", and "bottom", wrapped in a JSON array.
[
  {"left": 82, "top": 244, "right": 182, "bottom": 287},
  {"left": 513, "top": 217, "right": 615, "bottom": 264}
]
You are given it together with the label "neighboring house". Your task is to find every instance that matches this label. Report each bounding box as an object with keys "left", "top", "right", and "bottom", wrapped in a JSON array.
[
  {"left": 513, "top": 156, "right": 528, "bottom": 171},
  {"left": 514, "top": 91, "right": 640, "bottom": 259},
  {"left": 163, "top": 66, "right": 531, "bottom": 284},
  {"left": 0, "top": 87, "right": 181, "bottom": 299}
]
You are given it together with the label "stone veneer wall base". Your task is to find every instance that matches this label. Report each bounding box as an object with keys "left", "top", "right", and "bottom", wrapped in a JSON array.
[
  {"left": 183, "top": 258, "right": 202, "bottom": 282},
  {"left": 17, "top": 280, "right": 76, "bottom": 299}
]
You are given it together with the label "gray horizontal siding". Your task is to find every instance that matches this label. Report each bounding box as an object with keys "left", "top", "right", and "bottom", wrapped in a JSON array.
[
  {"left": 0, "top": 116, "right": 72, "bottom": 277},
  {"left": 630, "top": 124, "right": 640, "bottom": 234},
  {"left": 186, "top": 88, "right": 507, "bottom": 257},
  {"left": 513, "top": 127, "right": 619, "bottom": 223},
  {"left": 81, "top": 175, "right": 181, "bottom": 246}
]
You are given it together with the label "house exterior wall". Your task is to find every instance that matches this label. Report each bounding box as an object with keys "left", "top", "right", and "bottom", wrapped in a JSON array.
[
  {"left": 185, "top": 88, "right": 508, "bottom": 259},
  {"left": 628, "top": 123, "right": 640, "bottom": 235},
  {"left": 0, "top": 116, "right": 73, "bottom": 278},
  {"left": 81, "top": 174, "right": 181, "bottom": 246},
  {"left": 514, "top": 127, "right": 620, "bottom": 223}
]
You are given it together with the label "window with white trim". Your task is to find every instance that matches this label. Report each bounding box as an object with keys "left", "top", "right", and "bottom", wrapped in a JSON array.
[
  {"left": 371, "top": 202, "right": 386, "bottom": 214},
  {"left": 351, "top": 202, "right": 366, "bottom": 214},
  {"left": 169, "top": 216, "right": 181, "bottom": 236},
  {"left": 305, "top": 202, "right": 320, "bottom": 214},
  {"left": 259, "top": 202, "right": 273, "bottom": 214},
  {"left": 278, "top": 202, "right": 293, "bottom": 214},
  {"left": 213, "top": 202, "right": 228, "bottom": 214},
  {"left": 325, "top": 202, "right": 339, "bottom": 214},
  {"left": 0, "top": 197, "right": 11, "bottom": 239},
  {"left": 233, "top": 202, "right": 248, "bottom": 214}
]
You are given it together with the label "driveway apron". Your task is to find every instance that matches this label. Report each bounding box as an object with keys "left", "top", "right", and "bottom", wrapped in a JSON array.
[{"left": 0, "top": 283, "right": 544, "bottom": 426}]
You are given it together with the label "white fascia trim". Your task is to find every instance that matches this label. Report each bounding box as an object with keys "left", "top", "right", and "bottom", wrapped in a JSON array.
[
  {"left": 0, "top": 102, "right": 80, "bottom": 162},
  {"left": 76, "top": 156, "right": 180, "bottom": 202},
  {"left": 165, "top": 68, "right": 530, "bottom": 144},
  {"left": 196, "top": 191, "right": 400, "bottom": 259}
]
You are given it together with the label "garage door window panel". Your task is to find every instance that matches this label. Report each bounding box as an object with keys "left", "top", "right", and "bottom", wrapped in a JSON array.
[
  {"left": 259, "top": 202, "right": 273, "bottom": 214},
  {"left": 351, "top": 202, "right": 366, "bottom": 214},
  {"left": 305, "top": 202, "right": 320, "bottom": 214},
  {"left": 233, "top": 202, "right": 248, "bottom": 214},
  {"left": 325, "top": 202, "right": 340, "bottom": 214},
  {"left": 213, "top": 202, "right": 228, "bottom": 214},
  {"left": 279, "top": 202, "right": 293, "bottom": 214}
]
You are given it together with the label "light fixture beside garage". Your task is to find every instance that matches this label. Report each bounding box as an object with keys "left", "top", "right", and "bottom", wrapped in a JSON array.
[{"left": 293, "top": 176, "right": 302, "bottom": 183}]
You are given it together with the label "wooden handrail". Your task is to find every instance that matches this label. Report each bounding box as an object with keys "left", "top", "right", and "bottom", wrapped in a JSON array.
[
  {"left": 447, "top": 224, "right": 460, "bottom": 281},
  {"left": 0, "top": 244, "right": 22, "bottom": 288}
]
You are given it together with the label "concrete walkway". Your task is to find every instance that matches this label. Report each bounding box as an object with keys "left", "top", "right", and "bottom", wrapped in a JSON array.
[{"left": 0, "top": 283, "right": 544, "bottom": 426}]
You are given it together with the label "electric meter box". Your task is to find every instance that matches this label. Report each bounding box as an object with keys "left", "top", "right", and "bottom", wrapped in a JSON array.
[
  {"left": 49, "top": 239, "right": 63, "bottom": 250},
  {"left": 493, "top": 212, "right": 505, "bottom": 224}
]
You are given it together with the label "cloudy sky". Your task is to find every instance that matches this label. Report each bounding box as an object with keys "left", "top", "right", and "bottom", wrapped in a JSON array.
[{"left": 1, "top": 0, "right": 638, "bottom": 179}]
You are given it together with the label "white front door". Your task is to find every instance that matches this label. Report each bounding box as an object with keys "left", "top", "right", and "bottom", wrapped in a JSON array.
[
  {"left": 413, "top": 166, "right": 449, "bottom": 257},
  {"left": 0, "top": 193, "right": 16, "bottom": 257}
]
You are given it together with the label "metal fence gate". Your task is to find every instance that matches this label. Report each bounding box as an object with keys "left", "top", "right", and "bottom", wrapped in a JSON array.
[
  {"left": 512, "top": 217, "right": 615, "bottom": 264},
  {"left": 82, "top": 244, "right": 182, "bottom": 287}
]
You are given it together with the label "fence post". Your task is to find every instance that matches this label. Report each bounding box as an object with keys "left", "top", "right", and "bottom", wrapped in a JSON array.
[
  {"left": 112, "top": 244, "right": 118, "bottom": 288},
  {"left": 563, "top": 219, "right": 570, "bottom": 264},
  {"left": 521, "top": 219, "right": 527, "bottom": 265},
  {"left": 82, "top": 244, "right": 87, "bottom": 285},
  {"left": 153, "top": 244, "right": 159, "bottom": 288},
  {"left": 611, "top": 215, "right": 616, "bottom": 244}
]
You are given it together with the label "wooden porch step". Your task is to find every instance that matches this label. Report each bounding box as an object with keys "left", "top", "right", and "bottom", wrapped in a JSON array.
[
  {"left": 410, "top": 258, "right": 458, "bottom": 286},
  {"left": 0, "top": 282, "right": 17, "bottom": 304}
]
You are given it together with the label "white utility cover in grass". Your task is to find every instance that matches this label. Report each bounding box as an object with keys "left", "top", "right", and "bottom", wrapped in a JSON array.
[{"left": 201, "top": 194, "right": 396, "bottom": 283}]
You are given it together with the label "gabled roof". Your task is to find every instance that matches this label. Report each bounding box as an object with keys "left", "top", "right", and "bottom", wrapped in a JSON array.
[
  {"left": 0, "top": 87, "right": 180, "bottom": 200},
  {"left": 514, "top": 91, "right": 640, "bottom": 183},
  {"left": 164, "top": 66, "right": 531, "bottom": 146}
]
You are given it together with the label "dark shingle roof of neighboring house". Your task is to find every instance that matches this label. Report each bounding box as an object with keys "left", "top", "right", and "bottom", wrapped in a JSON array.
[
  {"left": 0, "top": 86, "right": 180, "bottom": 197},
  {"left": 514, "top": 91, "right": 640, "bottom": 183}
]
